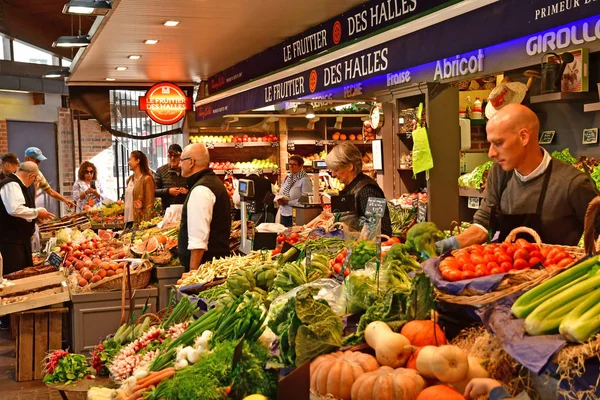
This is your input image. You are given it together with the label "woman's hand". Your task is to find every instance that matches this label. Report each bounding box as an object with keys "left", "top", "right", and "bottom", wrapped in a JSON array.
[
  {"left": 277, "top": 198, "right": 289, "bottom": 205},
  {"left": 464, "top": 378, "right": 502, "bottom": 399}
]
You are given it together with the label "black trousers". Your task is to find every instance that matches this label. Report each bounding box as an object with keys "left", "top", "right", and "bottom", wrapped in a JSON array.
[{"left": 0, "top": 241, "right": 33, "bottom": 276}]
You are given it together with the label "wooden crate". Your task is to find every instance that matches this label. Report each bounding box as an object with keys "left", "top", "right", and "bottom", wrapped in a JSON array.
[
  {"left": 15, "top": 307, "right": 67, "bottom": 381},
  {"left": 0, "top": 271, "right": 70, "bottom": 316}
]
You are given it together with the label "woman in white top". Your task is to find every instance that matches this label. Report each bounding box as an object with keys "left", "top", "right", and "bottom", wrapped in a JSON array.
[{"left": 278, "top": 155, "right": 312, "bottom": 227}]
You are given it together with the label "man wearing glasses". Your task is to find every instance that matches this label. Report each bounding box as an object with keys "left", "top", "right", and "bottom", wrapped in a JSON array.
[
  {"left": 24, "top": 147, "right": 76, "bottom": 210},
  {"left": 155, "top": 144, "right": 188, "bottom": 211}
]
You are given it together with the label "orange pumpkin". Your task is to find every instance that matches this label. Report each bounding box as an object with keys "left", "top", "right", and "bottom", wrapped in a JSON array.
[
  {"left": 351, "top": 366, "right": 425, "bottom": 400},
  {"left": 311, "top": 351, "right": 379, "bottom": 400},
  {"left": 416, "top": 384, "right": 465, "bottom": 400},
  {"left": 401, "top": 320, "right": 447, "bottom": 347},
  {"left": 406, "top": 347, "right": 421, "bottom": 370}
]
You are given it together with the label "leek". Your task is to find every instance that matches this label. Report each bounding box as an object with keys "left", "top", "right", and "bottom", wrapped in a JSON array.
[
  {"left": 512, "top": 255, "right": 599, "bottom": 319},
  {"left": 524, "top": 270, "right": 600, "bottom": 336},
  {"left": 559, "top": 287, "right": 600, "bottom": 342}
]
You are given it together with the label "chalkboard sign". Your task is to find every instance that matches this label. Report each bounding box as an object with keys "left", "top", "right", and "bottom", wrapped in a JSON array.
[
  {"left": 468, "top": 197, "right": 480, "bottom": 210},
  {"left": 234, "top": 142, "right": 244, "bottom": 148},
  {"left": 48, "top": 252, "right": 63, "bottom": 269},
  {"left": 583, "top": 128, "right": 598, "bottom": 145},
  {"left": 539, "top": 131, "right": 555, "bottom": 145},
  {"left": 206, "top": 142, "right": 215, "bottom": 149},
  {"left": 231, "top": 335, "right": 245, "bottom": 372},
  {"left": 365, "top": 197, "right": 387, "bottom": 217},
  {"left": 287, "top": 142, "right": 295, "bottom": 151}
]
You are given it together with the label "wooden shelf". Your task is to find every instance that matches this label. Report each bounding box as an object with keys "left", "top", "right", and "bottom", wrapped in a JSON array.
[
  {"left": 530, "top": 92, "right": 595, "bottom": 104},
  {"left": 189, "top": 142, "right": 278, "bottom": 148},
  {"left": 459, "top": 187, "right": 485, "bottom": 198},
  {"left": 214, "top": 169, "right": 278, "bottom": 175},
  {"left": 584, "top": 102, "right": 600, "bottom": 113}
]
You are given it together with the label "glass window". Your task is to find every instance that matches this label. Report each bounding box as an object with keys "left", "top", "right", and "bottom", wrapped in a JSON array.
[
  {"left": 62, "top": 59, "right": 72, "bottom": 67},
  {"left": 0, "top": 35, "right": 10, "bottom": 60},
  {"left": 13, "top": 40, "right": 54, "bottom": 65}
]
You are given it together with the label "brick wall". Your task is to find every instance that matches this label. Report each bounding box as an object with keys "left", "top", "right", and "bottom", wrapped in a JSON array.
[
  {"left": 57, "top": 108, "right": 114, "bottom": 200},
  {"left": 468, "top": 125, "right": 490, "bottom": 153},
  {"left": 0, "top": 120, "right": 7, "bottom": 154}
]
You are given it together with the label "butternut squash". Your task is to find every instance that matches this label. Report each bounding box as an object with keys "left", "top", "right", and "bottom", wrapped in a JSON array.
[
  {"left": 415, "top": 345, "right": 468, "bottom": 383},
  {"left": 416, "top": 384, "right": 465, "bottom": 400},
  {"left": 451, "top": 357, "right": 489, "bottom": 394},
  {"left": 364, "top": 321, "right": 411, "bottom": 368},
  {"left": 310, "top": 351, "right": 379, "bottom": 400},
  {"left": 351, "top": 366, "right": 425, "bottom": 400}
]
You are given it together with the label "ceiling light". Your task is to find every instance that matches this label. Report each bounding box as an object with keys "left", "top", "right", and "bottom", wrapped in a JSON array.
[
  {"left": 334, "top": 116, "right": 343, "bottom": 130},
  {"left": 105, "top": 78, "right": 116, "bottom": 81},
  {"left": 62, "top": 0, "right": 111, "bottom": 15},
  {"left": 128, "top": 55, "right": 141, "bottom": 60},
  {"left": 116, "top": 67, "right": 128, "bottom": 71},
  {"left": 0, "top": 89, "right": 30, "bottom": 94},
  {"left": 53, "top": 35, "right": 91, "bottom": 48},
  {"left": 144, "top": 39, "right": 159, "bottom": 45},
  {"left": 43, "top": 69, "right": 70, "bottom": 78},
  {"left": 305, "top": 104, "right": 315, "bottom": 119},
  {"left": 163, "top": 20, "right": 180, "bottom": 27}
]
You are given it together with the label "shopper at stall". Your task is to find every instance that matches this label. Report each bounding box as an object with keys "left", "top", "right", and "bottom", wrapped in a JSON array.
[
  {"left": 233, "top": 169, "right": 275, "bottom": 224},
  {"left": 154, "top": 143, "right": 188, "bottom": 211},
  {"left": 277, "top": 155, "right": 311, "bottom": 227},
  {"left": 125, "top": 150, "right": 155, "bottom": 224},
  {"left": 178, "top": 143, "right": 230, "bottom": 271},
  {"left": 325, "top": 143, "right": 392, "bottom": 236},
  {"left": 24, "top": 147, "right": 76, "bottom": 209},
  {"left": 0, "top": 152, "right": 19, "bottom": 181},
  {"left": 0, "top": 161, "right": 54, "bottom": 275},
  {"left": 72, "top": 161, "right": 104, "bottom": 213},
  {"left": 438, "top": 104, "right": 599, "bottom": 251}
]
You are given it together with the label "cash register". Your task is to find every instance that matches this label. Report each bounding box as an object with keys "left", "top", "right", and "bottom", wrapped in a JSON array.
[{"left": 238, "top": 178, "right": 276, "bottom": 253}]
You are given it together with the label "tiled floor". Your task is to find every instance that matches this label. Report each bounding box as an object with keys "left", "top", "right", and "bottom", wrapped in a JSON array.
[{"left": 0, "top": 330, "right": 84, "bottom": 400}]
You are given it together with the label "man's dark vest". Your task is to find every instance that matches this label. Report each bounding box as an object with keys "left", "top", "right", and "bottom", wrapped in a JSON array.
[
  {"left": 0, "top": 174, "right": 36, "bottom": 244},
  {"left": 179, "top": 169, "right": 231, "bottom": 270}
]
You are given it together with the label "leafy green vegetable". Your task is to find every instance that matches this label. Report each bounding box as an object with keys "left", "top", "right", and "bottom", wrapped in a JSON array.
[
  {"left": 268, "top": 287, "right": 343, "bottom": 367},
  {"left": 591, "top": 165, "right": 600, "bottom": 191},
  {"left": 383, "top": 243, "right": 421, "bottom": 268},
  {"left": 344, "top": 272, "right": 380, "bottom": 314},
  {"left": 389, "top": 204, "right": 417, "bottom": 238},
  {"left": 406, "top": 272, "right": 435, "bottom": 321},
  {"left": 406, "top": 222, "right": 444, "bottom": 260},
  {"left": 458, "top": 161, "right": 493, "bottom": 190},
  {"left": 552, "top": 148, "right": 578, "bottom": 165},
  {"left": 273, "top": 262, "right": 307, "bottom": 292},
  {"left": 344, "top": 291, "right": 408, "bottom": 345},
  {"left": 349, "top": 241, "right": 377, "bottom": 269},
  {"left": 149, "top": 340, "right": 277, "bottom": 400},
  {"left": 43, "top": 353, "right": 90, "bottom": 384}
]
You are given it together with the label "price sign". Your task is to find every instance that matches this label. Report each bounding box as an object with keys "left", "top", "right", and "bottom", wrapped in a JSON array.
[
  {"left": 287, "top": 142, "right": 295, "bottom": 151},
  {"left": 270, "top": 141, "right": 280, "bottom": 147},
  {"left": 272, "top": 168, "right": 280, "bottom": 175},
  {"left": 583, "top": 128, "right": 599, "bottom": 145},
  {"left": 315, "top": 140, "right": 324, "bottom": 146},
  {"left": 365, "top": 197, "right": 387, "bottom": 218},
  {"left": 468, "top": 197, "right": 480, "bottom": 209},
  {"left": 206, "top": 142, "right": 215, "bottom": 149},
  {"left": 225, "top": 169, "right": 234, "bottom": 175},
  {"left": 235, "top": 142, "right": 244, "bottom": 148},
  {"left": 48, "top": 252, "right": 63, "bottom": 269},
  {"left": 256, "top": 169, "right": 263, "bottom": 175},
  {"left": 417, "top": 202, "right": 427, "bottom": 223},
  {"left": 539, "top": 131, "right": 555, "bottom": 145},
  {"left": 328, "top": 140, "right": 337, "bottom": 146}
]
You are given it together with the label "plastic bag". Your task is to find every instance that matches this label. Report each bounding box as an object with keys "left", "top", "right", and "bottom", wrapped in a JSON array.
[
  {"left": 267, "top": 278, "right": 346, "bottom": 319},
  {"left": 343, "top": 267, "right": 380, "bottom": 314},
  {"left": 158, "top": 205, "right": 183, "bottom": 229}
]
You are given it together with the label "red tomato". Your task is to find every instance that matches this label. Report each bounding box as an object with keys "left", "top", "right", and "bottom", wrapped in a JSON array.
[
  {"left": 289, "top": 232, "right": 299, "bottom": 241},
  {"left": 271, "top": 248, "right": 281, "bottom": 256},
  {"left": 529, "top": 257, "right": 542, "bottom": 268},
  {"left": 447, "top": 270, "right": 462, "bottom": 281},
  {"left": 484, "top": 247, "right": 496, "bottom": 255},
  {"left": 546, "top": 248, "right": 560, "bottom": 261},
  {"left": 490, "top": 267, "right": 504, "bottom": 275},
  {"left": 484, "top": 254, "right": 498, "bottom": 264},
  {"left": 475, "top": 270, "right": 486, "bottom": 278},
  {"left": 557, "top": 258, "right": 573, "bottom": 269},
  {"left": 333, "top": 263, "right": 342, "bottom": 273},
  {"left": 516, "top": 238, "right": 532, "bottom": 248},
  {"left": 506, "top": 246, "right": 517, "bottom": 257},
  {"left": 501, "top": 242, "right": 512, "bottom": 250},
  {"left": 471, "top": 254, "right": 485, "bottom": 265},
  {"left": 463, "top": 263, "right": 476, "bottom": 272},
  {"left": 461, "top": 270, "right": 476, "bottom": 280},
  {"left": 497, "top": 254, "right": 512, "bottom": 264},
  {"left": 441, "top": 271, "right": 452, "bottom": 280},
  {"left": 529, "top": 250, "right": 543, "bottom": 261},
  {"left": 487, "top": 261, "right": 500, "bottom": 271},
  {"left": 513, "top": 249, "right": 530, "bottom": 261},
  {"left": 335, "top": 253, "right": 345, "bottom": 264},
  {"left": 457, "top": 254, "right": 472, "bottom": 264},
  {"left": 471, "top": 244, "right": 484, "bottom": 252},
  {"left": 391, "top": 237, "right": 401, "bottom": 243},
  {"left": 514, "top": 258, "right": 529, "bottom": 270},
  {"left": 344, "top": 268, "right": 350, "bottom": 277},
  {"left": 475, "top": 263, "right": 487, "bottom": 271},
  {"left": 552, "top": 251, "right": 568, "bottom": 263},
  {"left": 500, "top": 261, "right": 513, "bottom": 272},
  {"left": 540, "top": 247, "right": 551, "bottom": 258}
]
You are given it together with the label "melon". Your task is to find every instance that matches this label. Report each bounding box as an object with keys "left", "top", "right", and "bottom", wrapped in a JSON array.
[
  {"left": 98, "top": 229, "right": 115, "bottom": 241},
  {"left": 131, "top": 236, "right": 160, "bottom": 255}
]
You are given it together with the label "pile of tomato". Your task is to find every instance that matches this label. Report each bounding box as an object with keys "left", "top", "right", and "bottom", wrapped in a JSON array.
[
  {"left": 439, "top": 238, "right": 576, "bottom": 282},
  {"left": 277, "top": 232, "right": 301, "bottom": 246},
  {"left": 329, "top": 248, "right": 350, "bottom": 277}
]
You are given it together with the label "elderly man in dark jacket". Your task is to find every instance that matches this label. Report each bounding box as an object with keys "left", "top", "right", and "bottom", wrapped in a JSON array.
[{"left": 155, "top": 144, "right": 188, "bottom": 211}]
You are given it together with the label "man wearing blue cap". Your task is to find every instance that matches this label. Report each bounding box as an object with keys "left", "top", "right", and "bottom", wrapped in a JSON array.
[{"left": 24, "top": 147, "right": 76, "bottom": 210}]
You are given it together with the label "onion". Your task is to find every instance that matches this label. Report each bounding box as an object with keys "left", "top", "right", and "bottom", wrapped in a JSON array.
[
  {"left": 187, "top": 349, "right": 201, "bottom": 364},
  {"left": 175, "top": 359, "right": 189, "bottom": 370}
]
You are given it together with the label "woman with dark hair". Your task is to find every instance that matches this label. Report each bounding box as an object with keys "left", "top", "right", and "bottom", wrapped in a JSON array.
[
  {"left": 277, "top": 155, "right": 312, "bottom": 227},
  {"left": 72, "top": 161, "right": 104, "bottom": 212},
  {"left": 125, "top": 150, "right": 155, "bottom": 223}
]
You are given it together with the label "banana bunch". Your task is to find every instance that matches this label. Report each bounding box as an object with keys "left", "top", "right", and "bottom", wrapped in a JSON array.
[
  {"left": 308, "top": 254, "right": 331, "bottom": 281},
  {"left": 253, "top": 262, "right": 277, "bottom": 291},
  {"left": 226, "top": 268, "right": 257, "bottom": 297}
]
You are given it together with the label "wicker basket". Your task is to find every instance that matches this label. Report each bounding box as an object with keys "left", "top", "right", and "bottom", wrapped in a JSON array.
[
  {"left": 436, "top": 225, "right": 587, "bottom": 307},
  {"left": 86, "top": 259, "right": 153, "bottom": 292}
]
